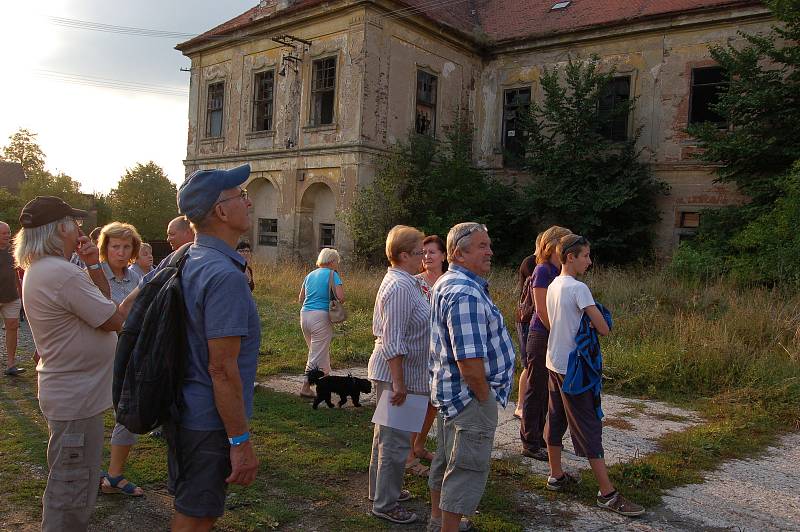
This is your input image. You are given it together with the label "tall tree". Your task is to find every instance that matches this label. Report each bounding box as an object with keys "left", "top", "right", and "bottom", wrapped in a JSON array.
[
  {"left": 109, "top": 162, "right": 177, "bottom": 240},
  {"left": 519, "top": 56, "right": 668, "bottom": 263},
  {"left": 18, "top": 171, "right": 90, "bottom": 209},
  {"left": 1, "top": 128, "right": 46, "bottom": 177}
]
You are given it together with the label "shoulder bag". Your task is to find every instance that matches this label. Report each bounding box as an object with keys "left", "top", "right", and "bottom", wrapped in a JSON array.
[
  {"left": 516, "top": 275, "right": 535, "bottom": 324},
  {"left": 328, "top": 269, "right": 348, "bottom": 323}
]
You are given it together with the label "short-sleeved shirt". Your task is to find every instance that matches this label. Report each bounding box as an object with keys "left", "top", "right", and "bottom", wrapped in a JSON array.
[
  {"left": 545, "top": 275, "right": 596, "bottom": 374},
  {"left": 530, "top": 262, "right": 560, "bottom": 334},
  {"left": 22, "top": 256, "right": 118, "bottom": 421},
  {"left": 429, "top": 265, "right": 516, "bottom": 419},
  {"left": 178, "top": 234, "right": 261, "bottom": 431},
  {"left": 301, "top": 267, "right": 342, "bottom": 312},
  {"left": 99, "top": 262, "right": 142, "bottom": 305},
  {"left": 367, "top": 268, "right": 431, "bottom": 393},
  {"left": 0, "top": 248, "right": 19, "bottom": 303}
]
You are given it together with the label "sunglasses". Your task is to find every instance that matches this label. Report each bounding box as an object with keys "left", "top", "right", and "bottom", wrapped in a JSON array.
[
  {"left": 562, "top": 236, "right": 588, "bottom": 255},
  {"left": 453, "top": 224, "right": 488, "bottom": 248}
]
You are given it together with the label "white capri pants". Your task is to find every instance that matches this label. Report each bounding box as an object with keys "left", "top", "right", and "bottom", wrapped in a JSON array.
[{"left": 301, "top": 310, "right": 333, "bottom": 375}]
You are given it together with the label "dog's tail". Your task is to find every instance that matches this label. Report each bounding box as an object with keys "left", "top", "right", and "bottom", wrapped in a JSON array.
[{"left": 306, "top": 366, "right": 325, "bottom": 385}]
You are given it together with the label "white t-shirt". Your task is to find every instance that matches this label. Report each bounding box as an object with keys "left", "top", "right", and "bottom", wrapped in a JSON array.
[{"left": 545, "top": 275, "right": 595, "bottom": 374}]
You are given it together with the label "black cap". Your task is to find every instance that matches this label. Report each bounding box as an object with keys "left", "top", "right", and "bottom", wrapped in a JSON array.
[{"left": 19, "top": 196, "right": 88, "bottom": 229}]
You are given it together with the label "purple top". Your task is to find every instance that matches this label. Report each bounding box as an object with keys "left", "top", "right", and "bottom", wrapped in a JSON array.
[{"left": 530, "top": 262, "right": 560, "bottom": 334}]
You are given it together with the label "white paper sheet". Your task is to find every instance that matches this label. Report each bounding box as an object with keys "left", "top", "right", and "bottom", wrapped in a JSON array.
[{"left": 371, "top": 391, "right": 429, "bottom": 433}]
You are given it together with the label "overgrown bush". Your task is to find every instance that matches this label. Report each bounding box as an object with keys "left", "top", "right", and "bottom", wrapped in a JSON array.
[
  {"left": 345, "top": 121, "right": 520, "bottom": 264},
  {"left": 518, "top": 56, "right": 668, "bottom": 264}
]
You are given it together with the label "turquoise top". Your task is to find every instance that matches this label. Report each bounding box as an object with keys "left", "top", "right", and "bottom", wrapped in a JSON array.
[{"left": 302, "top": 267, "right": 343, "bottom": 312}]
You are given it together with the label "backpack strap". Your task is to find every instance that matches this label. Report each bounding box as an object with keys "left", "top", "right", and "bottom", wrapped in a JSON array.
[{"left": 167, "top": 242, "right": 192, "bottom": 270}]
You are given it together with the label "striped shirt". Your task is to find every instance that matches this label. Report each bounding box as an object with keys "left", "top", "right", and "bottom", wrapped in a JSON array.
[
  {"left": 98, "top": 262, "right": 142, "bottom": 305},
  {"left": 429, "top": 265, "right": 516, "bottom": 419},
  {"left": 368, "top": 267, "right": 431, "bottom": 393}
]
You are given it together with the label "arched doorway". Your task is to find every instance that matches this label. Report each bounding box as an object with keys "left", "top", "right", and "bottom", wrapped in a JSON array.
[
  {"left": 298, "top": 182, "right": 337, "bottom": 261},
  {"left": 247, "top": 177, "right": 279, "bottom": 262}
]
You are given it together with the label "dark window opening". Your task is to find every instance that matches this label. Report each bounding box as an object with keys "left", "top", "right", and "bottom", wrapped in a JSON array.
[
  {"left": 253, "top": 70, "right": 275, "bottom": 132},
  {"left": 689, "top": 67, "right": 728, "bottom": 125},
  {"left": 598, "top": 76, "right": 631, "bottom": 141},
  {"left": 415, "top": 70, "right": 437, "bottom": 137},
  {"left": 206, "top": 82, "right": 225, "bottom": 138},
  {"left": 320, "top": 223, "right": 335, "bottom": 248},
  {"left": 258, "top": 218, "right": 278, "bottom": 247},
  {"left": 503, "top": 87, "right": 531, "bottom": 167},
  {"left": 311, "top": 57, "right": 336, "bottom": 126}
]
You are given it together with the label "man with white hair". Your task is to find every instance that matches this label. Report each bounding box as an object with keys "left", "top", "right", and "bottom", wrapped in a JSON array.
[
  {"left": 14, "top": 196, "right": 124, "bottom": 531},
  {"left": 0, "top": 220, "right": 23, "bottom": 376},
  {"left": 426, "top": 222, "right": 516, "bottom": 532}
]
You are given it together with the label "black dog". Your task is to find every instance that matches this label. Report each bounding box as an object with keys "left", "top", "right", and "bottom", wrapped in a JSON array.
[{"left": 307, "top": 368, "right": 372, "bottom": 409}]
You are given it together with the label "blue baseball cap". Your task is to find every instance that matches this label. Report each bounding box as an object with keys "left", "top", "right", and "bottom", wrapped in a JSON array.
[{"left": 177, "top": 164, "right": 251, "bottom": 221}]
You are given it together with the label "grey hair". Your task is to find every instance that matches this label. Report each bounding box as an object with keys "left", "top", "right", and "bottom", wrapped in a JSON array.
[
  {"left": 13, "top": 216, "right": 71, "bottom": 269},
  {"left": 446, "top": 222, "right": 488, "bottom": 262}
]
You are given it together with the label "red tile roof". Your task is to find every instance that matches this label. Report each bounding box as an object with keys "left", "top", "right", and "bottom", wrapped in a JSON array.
[{"left": 177, "top": 0, "right": 763, "bottom": 50}]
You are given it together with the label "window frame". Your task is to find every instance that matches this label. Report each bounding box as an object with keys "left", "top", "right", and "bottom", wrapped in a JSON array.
[
  {"left": 415, "top": 69, "right": 438, "bottom": 137},
  {"left": 319, "top": 223, "right": 335, "bottom": 249},
  {"left": 258, "top": 217, "right": 278, "bottom": 247},
  {"left": 598, "top": 75, "right": 631, "bottom": 142},
  {"left": 309, "top": 56, "right": 337, "bottom": 127},
  {"left": 252, "top": 69, "right": 276, "bottom": 133},
  {"left": 502, "top": 86, "right": 532, "bottom": 166},
  {"left": 205, "top": 81, "right": 225, "bottom": 138},
  {"left": 688, "top": 66, "right": 728, "bottom": 126}
]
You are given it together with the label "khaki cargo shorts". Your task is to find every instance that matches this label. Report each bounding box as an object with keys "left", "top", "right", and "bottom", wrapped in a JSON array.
[{"left": 0, "top": 299, "right": 21, "bottom": 320}]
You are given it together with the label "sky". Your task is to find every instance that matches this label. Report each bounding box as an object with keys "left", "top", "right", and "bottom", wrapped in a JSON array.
[{"left": 0, "top": 0, "right": 256, "bottom": 194}]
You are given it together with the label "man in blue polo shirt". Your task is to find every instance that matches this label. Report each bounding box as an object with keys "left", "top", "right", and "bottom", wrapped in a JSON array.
[
  {"left": 162, "top": 164, "right": 260, "bottom": 531},
  {"left": 427, "top": 222, "right": 516, "bottom": 532}
]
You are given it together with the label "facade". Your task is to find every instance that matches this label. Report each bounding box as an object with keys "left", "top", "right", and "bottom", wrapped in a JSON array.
[{"left": 177, "top": 0, "right": 773, "bottom": 262}]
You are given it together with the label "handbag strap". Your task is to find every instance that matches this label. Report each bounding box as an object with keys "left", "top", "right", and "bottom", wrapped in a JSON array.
[
  {"left": 519, "top": 275, "right": 532, "bottom": 306},
  {"left": 328, "top": 269, "right": 338, "bottom": 301}
]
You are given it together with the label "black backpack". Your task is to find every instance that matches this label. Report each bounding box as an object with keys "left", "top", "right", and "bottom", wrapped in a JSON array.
[{"left": 113, "top": 243, "right": 190, "bottom": 434}]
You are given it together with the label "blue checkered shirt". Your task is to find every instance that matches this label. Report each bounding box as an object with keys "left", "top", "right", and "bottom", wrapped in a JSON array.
[{"left": 429, "top": 265, "right": 516, "bottom": 419}]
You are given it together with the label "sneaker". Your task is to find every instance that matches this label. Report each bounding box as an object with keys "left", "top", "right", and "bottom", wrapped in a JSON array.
[
  {"left": 521, "top": 447, "right": 549, "bottom": 461},
  {"left": 427, "top": 516, "right": 474, "bottom": 531},
  {"left": 597, "top": 491, "right": 645, "bottom": 517},
  {"left": 4, "top": 366, "right": 25, "bottom": 376},
  {"left": 546, "top": 471, "right": 581, "bottom": 491},
  {"left": 372, "top": 505, "right": 417, "bottom": 524}
]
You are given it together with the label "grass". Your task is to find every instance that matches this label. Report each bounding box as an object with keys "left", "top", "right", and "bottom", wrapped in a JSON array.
[{"left": 1, "top": 262, "right": 799, "bottom": 529}]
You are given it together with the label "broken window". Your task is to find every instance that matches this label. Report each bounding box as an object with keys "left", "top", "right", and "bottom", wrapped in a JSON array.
[
  {"left": 253, "top": 70, "right": 275, "bottom": 132},
  {"left": 206, "top": 82, "right": 225, "bottom": 138},
  {"left": 320, "top": 223, "right": 335, "bottom": 248},
  {"left": 502, "top": 87, "right": 531, "bottom": 167},
  {"left": 676, "top": 210, "right": 701, "bottom": 244},
  {"left": 415, "top": 70, "right": 438, "bottom": 137},
  {"left": 689, "top": 67, "right": 728, "bottom": 125},
  {"left": 258, "top": 218, "right": 278, "bottom": 247},
  {"left": 598, "top": 76, "right": 631, "bottom": 141},
  {"left": 310, "top": 57, "right": 336, "bottom": 126}
]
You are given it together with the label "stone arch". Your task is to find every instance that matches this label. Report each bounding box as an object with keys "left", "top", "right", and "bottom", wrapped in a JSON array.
[
  {"left": 298, "top": 181, "right": 337, "bottom": 262},
  {"left": 247, "top": 177, "right": 280, "bottom": 261}
]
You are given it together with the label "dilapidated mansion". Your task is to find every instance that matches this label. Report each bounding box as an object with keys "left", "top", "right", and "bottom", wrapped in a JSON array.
[{"left": 176, "top": 0, "right": 772, "bottom": 262}]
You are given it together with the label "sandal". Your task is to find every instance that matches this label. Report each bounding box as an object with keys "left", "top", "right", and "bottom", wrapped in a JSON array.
[
  {"left": 405, "top": 458, "right": 429, "bottom": 477},
  {"left": 100, "top": 472, "right": 144, "bottom": 496}
]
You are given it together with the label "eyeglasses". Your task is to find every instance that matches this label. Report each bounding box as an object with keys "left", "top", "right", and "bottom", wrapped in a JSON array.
[
  {"left": 72, "top": 218, "right": 84, "bottom": 228},
  {"left": 562, "top": 236, "right": 588, "bottom": 255},
  {"left": 453, "top": 224, "right": 488, "bottom": 248},
  {"left": 410, "top": 250, "right": 424, "bottom": 256},
  {"left": 217, "top": 189, "right": 249, "bottom": 205}
]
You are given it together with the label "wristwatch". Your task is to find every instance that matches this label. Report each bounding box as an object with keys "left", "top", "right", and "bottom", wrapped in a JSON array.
[
  {"left": 228, "top": 432, "right": 250, "bottom": 446},
  {"left": 86, "top": 263, "right": 101, "bottom": 271}
]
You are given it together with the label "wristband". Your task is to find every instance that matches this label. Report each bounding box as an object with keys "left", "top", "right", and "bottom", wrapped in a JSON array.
[
  {"left": 228, "top": 432, "right": 250, "bottom": 446},
  {"left": 86, "top": 263, "right": 101, "bottom": 271}
]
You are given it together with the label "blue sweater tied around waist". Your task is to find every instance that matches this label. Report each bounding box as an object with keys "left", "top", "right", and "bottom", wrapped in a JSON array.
[{"left": 562, "top": 302, "right": 612, "bottom": 420}]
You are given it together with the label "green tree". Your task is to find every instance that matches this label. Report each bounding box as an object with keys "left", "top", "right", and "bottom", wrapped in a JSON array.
[
  {"left": 345, "top": 121, "right": 519, "bottom": 264},
  {"left": 0, "top": 188, "right": 23, "bottom": 231},
  {"left": 675, "top": 0, "right": 800, "bottom": 283},
  {"left": 109, "top": 161, "right": 177, "bottom": 240},
  {"left": 18, "top": 170, "right": 90, "bottom": 209},
  {"left": 519, "top": 56, "right": 668, "bottom": 263},
  {"left": 1, "top": 128, "right": 46, "bottom": 177}
]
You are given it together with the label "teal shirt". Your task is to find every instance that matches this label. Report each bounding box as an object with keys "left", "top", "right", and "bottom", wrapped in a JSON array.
[{"left": 302, "top": 268, "right": 342, "bottom": 312}]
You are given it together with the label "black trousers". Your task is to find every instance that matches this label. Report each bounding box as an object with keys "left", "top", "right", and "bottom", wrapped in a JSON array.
[{"left": 519, "top": 330, "right": 549, "bottom": 451}]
